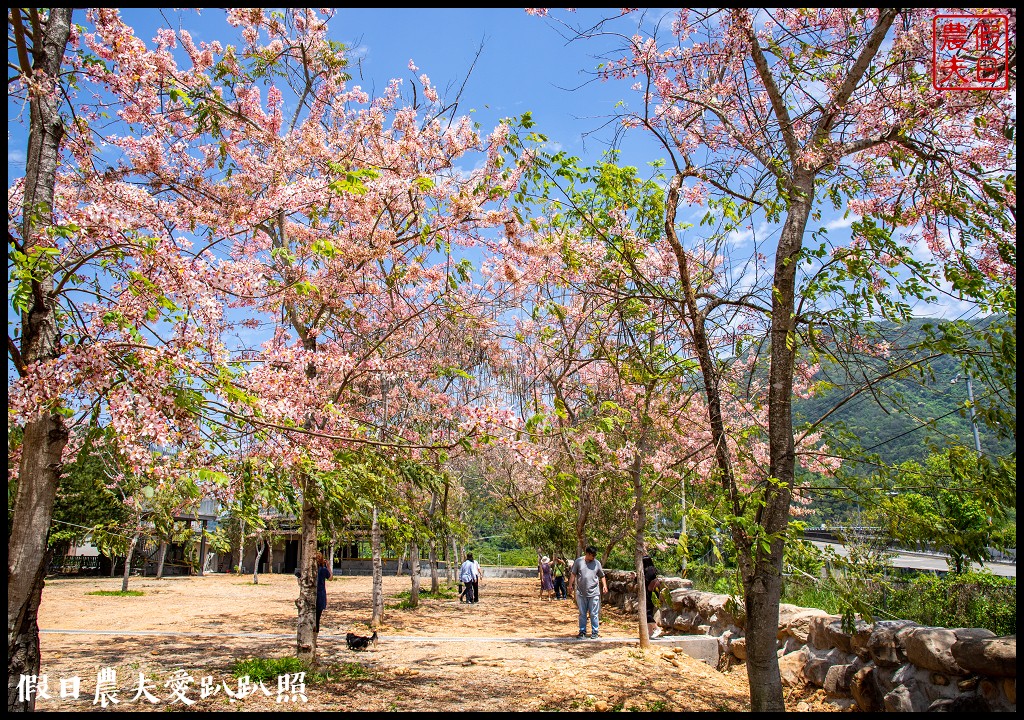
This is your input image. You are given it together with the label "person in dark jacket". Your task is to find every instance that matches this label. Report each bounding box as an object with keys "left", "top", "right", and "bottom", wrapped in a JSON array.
[
  {"left": 643, "top": 555, "right": 662, "bottom": 639},
  {"left": 315, "top": 551, "right": 332, "bottom": 633}
]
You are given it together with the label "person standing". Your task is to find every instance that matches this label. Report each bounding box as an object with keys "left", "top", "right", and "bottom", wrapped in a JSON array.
[
  {"left": 569, "top": 545, "right": 608, "bottom": 639},
  {"left": 552, "top": 556, "right": 568, "bottom": 600},
  {"left": 459, "top": 552, "right": 481, "bottom": 604},
  {"left": 642, "top": 555, "right": 663, "bottom": 639},
  {"left": 315, "top": 551, "right": 332, "bottom": 634},
  {"left": 472, "top": 554, "right": 484, "bottom": 603},
  {"left": 538, "top": 555, "right": 555, "bottom": 600}
]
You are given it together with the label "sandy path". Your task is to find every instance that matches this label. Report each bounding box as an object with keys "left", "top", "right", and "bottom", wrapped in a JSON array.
[{"left": 31, "top": 572, "right": 837, "bottom": 712}]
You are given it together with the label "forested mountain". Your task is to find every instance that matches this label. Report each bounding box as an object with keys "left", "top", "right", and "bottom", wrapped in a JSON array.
[{"left": 793, "top": 316, "right": 1015, "bottom": 471}]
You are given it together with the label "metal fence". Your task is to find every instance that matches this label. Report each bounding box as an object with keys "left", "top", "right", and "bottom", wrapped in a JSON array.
[{"left": 48, "top": 555, "right": 104, "bottom": 575}]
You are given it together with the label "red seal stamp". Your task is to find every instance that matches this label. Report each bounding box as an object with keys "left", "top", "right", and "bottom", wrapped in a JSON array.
[{"left": 933, "top": 14, "right": 1009, "bottom": 91}]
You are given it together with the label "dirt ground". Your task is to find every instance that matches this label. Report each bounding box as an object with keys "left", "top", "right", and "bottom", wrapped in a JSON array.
[{"left": 33, "top": 572, "right": 843, "bottom": 712}]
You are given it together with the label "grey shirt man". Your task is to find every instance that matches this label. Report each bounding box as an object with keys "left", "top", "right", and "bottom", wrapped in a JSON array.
[{"left": 570, "top": 553, "right": 607, "bottom": 599}]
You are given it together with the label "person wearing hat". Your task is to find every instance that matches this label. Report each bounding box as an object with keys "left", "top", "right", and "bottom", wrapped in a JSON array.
[{"left": 538, "top": 554, "right": 555, "bottom": 600}]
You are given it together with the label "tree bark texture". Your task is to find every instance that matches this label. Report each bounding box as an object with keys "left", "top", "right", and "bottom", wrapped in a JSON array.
[
  {"left": 155, "top": 538, "right": 169, "bottom": 579},
  {"left": 395, "top": 547, "right": 406, "bottom": 576},
  {"left": 7, "top": 549, "right": 51, "bottom": 712},
  {"left": 370, "top": 506, "right": 384, "bottom": 627},
  {"left": 121, "top": 532, "right": 140, "bottom": 593},
  {"left": 743, "top": 183, "right": 813, "bottom": 712},
  {"left": 632, "top": 439, "right": 651, "bottom": 650},
  {"left": 409, "top": 539, "right": 421, "bottom": 608},
  {"left": 295, "top": 491, "right": 319, "bottom": 664},
  {"left": 428, "top": 542, "right": 439, "bottom": 594},
  {"left": 253, "top": 537, "right": 265, "bottom": 584},
  {"left": 427, "top": 491, "right": 439, "bottom": 593},
  {"left": 7, "top": 9, "right": 73, "bottom": 710},
  {"left": 234, "top": 521, "right": 245, "bottom": 574}
]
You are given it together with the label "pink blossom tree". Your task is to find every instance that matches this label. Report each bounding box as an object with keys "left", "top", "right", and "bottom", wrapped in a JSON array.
[
  {"left": 9, "top": 7, "right": 529, "bottom": 678},
  {"left": 504, "top": 151, "right": 837, "bottom": 649},
  {"left": 531, "top": 8, "right": 1015, "bottom": 710}
]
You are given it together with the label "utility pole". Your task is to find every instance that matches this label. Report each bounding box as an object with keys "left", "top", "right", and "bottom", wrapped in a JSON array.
[
  {"left": 680, "top": 474, "right": 687, "bottom": 573},
  {"left": 951, "top": 372, "right": 982, "bottom": 454}
]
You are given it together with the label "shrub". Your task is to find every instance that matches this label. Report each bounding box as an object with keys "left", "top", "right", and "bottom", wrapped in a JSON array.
[
  {"left": 876, "top": 572, "right": 1016, "bottom": 636},
  {"left": 86, "top": 590, "right": 144, "bottom": 597},
  {"left": 232, "top": 656, "right": 306, "bottom": 683},
  {"left": 688, "top": 565, "right": 1015, "bottom": 635},
  {"left": 231, "top": 656, "right": 370, "bottom": 684},
  {"left": 392, "top": 584, "right": 458, "bottom": 601}
]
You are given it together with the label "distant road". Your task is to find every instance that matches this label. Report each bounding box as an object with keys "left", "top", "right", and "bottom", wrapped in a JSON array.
[{"left": 808, "top": 541, "right": 1017, "bottom": 578}]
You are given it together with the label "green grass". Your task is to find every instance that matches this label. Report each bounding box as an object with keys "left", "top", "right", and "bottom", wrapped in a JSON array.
[
  {"left": 392, "top": 584, "right": 458, "bottom": 600},
  {"left": 86, "top": 590, "right": 144, "bottom": 597},
  {"left": 781, "top": 584, "right": 847, "bottom": 615},
  {"left": 387, "top": 583, "right": 460, "bottom": 608},
  {"left": 231, "top": 656, "right": 371, "bottom": 684}
]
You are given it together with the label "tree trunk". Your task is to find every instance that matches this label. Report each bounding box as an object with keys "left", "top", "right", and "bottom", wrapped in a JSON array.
[
  {"left": 574, "top": 493, "right": 589, "bottom": 558},
  {"left": 7, "top": 550, "right": 51, "bottom": 712},
  {"left": 427, "top": 490, "right": 439, "bottom": 593},
  {"left": 370, "top": 506, "right": 384, "bottom": 627},
  {"left": 267, "top": 534, "right": 275, "bottom": 574},
  {"left": 7, "top": 9, "right": 73, "bottom": 710},
  {"left": 253, "top": 537, "right": 265, "bottom": 585},
  {"left": 409, "top": 539, "right": 421, "bottom": 607},
  {"left": 741, "top": 557, "right": 785, "bottom": 705},
  {"left": 235, "top": 520, "right": 245, "bottom": 574},
  {"left": 664, "top": 171, "right": 802, "bottom": 710},
  {"left": 429, "top": 541, "right": 439, "bottom": 594},
  {"left": 198, "top": 520, "right": 208, "bottom": 576},
  {"left": 122, "top": 531, "right": 140, "bottom": 593},
  {"left": 632, "top": 439, "right": 651, "bottom": 650},
  {"left": 327, "top": 540, "right": 335, "bottom": 576},
  {"left": 155, "top": 538, "right": 169, "bottom": 579},
  {"left": 295, "top": 492, "right": 320, "bottom": 664},
  {"left": 743, "top": 184, "right": 813, "bottom": 711},
  {"left": 395, "top": 546, "right": 407, "bottom": 576},
  {"left": 444, "top": 536, "right": 456, "bottom": 585},
  {"left": 9, "top": 415, "right": 68, "bottom": 636}
]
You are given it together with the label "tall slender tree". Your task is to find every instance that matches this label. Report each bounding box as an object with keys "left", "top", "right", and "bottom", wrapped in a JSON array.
[{"left": 8, "top": 10, "right": 75, "bottom": 710}]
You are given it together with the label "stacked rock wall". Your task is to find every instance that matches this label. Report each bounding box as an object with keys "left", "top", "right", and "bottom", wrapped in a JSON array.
[{"left": 603, "top": 569, "right": 1016, "bottom": 712}]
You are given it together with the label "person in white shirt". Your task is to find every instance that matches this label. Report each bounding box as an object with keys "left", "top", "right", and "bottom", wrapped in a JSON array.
[{"left": 459, "top": 552, "right": 482, "bottom": 604}]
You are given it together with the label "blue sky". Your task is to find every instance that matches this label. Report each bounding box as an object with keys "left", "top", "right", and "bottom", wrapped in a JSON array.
[
  {"left": 6, "top": 9, "right": 994, "bottom": 457},
  {"left": 117, "top": 8, "right": 667, "bottom": 170},
  {"left": 9, "top": 9, "right": 661, "bottom": 177},
  {"left": 8, "top": 8, "right": 673, "bottom": 368},
  {"left": 8, "top": 8, "right": 981, "bottom": 329},
  {"left": 318, "top": 8, "right": 667, "bottom": 168}
]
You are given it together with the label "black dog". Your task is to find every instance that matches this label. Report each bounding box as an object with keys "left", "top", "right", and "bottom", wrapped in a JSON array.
[{"left": 346, "top": 631, "right": 378, "bottom": 651}]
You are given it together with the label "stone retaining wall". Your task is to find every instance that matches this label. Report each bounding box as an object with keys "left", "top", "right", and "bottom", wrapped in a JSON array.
[{"left": 603, "top": 569, "right": 1016, "bottom": 712}]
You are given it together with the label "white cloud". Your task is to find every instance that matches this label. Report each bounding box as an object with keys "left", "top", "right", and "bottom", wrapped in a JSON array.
[{"left": 825, "top": 214, "right": 859, "bottom": 232}]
